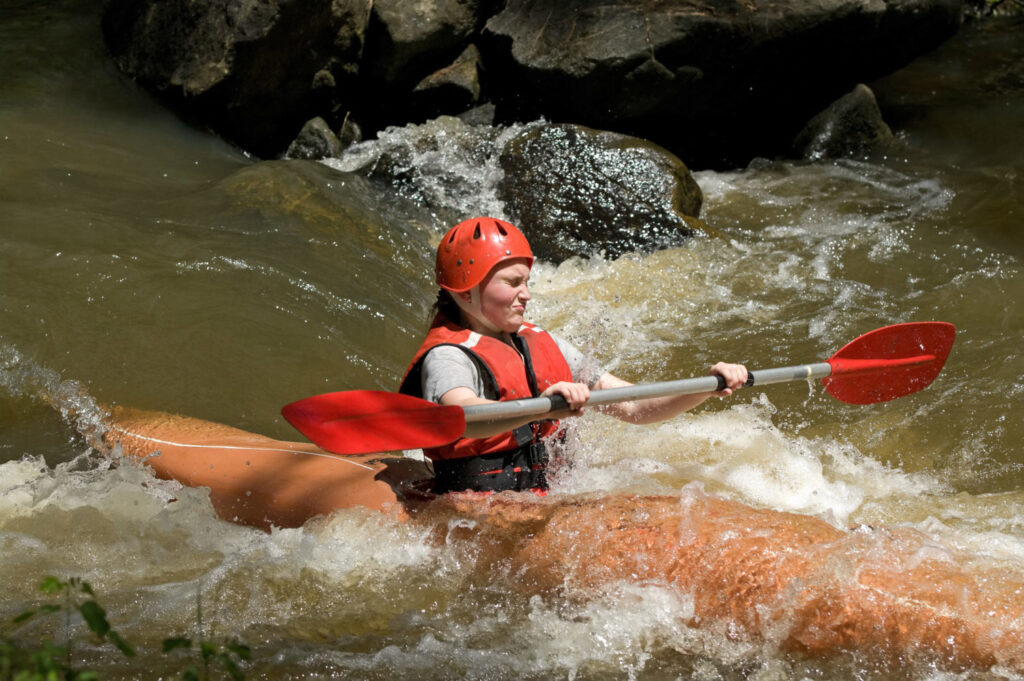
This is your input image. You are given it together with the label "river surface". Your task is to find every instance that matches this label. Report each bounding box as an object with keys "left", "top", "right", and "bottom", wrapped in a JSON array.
[{"left": 2, "top": 1, "right": 1023, "bottom": 679}]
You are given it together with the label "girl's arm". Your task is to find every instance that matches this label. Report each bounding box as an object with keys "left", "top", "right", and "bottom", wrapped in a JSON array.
[{"left": 593, "top": 362, "right": 748, "bottom": 424}]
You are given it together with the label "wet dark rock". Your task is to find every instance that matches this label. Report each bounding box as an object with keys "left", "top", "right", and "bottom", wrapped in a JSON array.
[
  {"left": 286, "top": 117, "right": 343, "bottom": 160},
  {"left": 411, "top": 44, "right": 484, "bottom": 119},
  {"left": 498, "top": 124, "right": 704, "bottom": 261},
  {"left": 338, "top": 115, "right": 363, "bottom": 148},
  {"left": 483, "top": 0, "right": 963, "bottom": 168},
  {"left": 324, "top": 118, "right": 700, "bottom": 260},
  {"left": 102, "top": 0, "right": 372, "bottom": 157},
  {"left": 793, "top": 84, "right": 896, "bottom": 161},
  {"left": 102, "top": 0, "right": 963, "bottom": 167},
  {"left": 365, "top": 0, "right": 483, "bottom": 85},
  {"left": 457, "top": 103, "right": 497, "bottom": 127}
]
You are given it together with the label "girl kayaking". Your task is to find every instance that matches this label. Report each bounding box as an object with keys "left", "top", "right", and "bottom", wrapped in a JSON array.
[{"left": 398, "top": 216, "right": 748, "bottom": 494}]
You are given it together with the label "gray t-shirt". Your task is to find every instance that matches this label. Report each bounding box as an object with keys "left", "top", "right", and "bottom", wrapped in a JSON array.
[{"left": 421, "top": 333, "right": 604, "bottom": 403}]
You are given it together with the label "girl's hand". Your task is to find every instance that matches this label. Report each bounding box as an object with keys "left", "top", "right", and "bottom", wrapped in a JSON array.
[
  {"left": 710, "top": 362, "right": 748, "bottom": 396},
  {"left": 541, "top": 381, "right": 591, "bottom": 415}
]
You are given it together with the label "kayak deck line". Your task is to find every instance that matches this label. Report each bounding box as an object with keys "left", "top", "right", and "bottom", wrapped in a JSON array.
[{"left": 108, "top": 424, "right": 378, "bottom": 470}]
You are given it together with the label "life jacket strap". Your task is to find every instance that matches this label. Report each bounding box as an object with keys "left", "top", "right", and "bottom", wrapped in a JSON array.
[{"left": 431, "top": 442, "right": 549, "bottom": 494}]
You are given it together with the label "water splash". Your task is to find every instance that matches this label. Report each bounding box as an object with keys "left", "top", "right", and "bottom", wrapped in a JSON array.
[
  {"left": 323, "top": 116, "right": 546, "bottom": 228},
  {"left": 0, "top": 342, "right": 110, "bottom": 450}
]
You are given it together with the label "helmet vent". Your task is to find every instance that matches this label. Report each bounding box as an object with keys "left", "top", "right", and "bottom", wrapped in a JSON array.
[
  {"left": 473, "top": 222, "right": 481, "bottom": 239},
  {"left": 496, "top": 223, "right": 508, "bottom": 236}
]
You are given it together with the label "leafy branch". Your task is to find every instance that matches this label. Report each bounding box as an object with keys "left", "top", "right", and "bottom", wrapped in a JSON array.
[
  {"left": 161, "top": 638, "right": 251, "bottom": 681},
  {"left": 2, "top": 577, "right": 134, "bottom": 681},
  {"left": 159, "top": 586, "right": 250, "bottom": 681},
  {"left": 2, "top": 577, "right": 250, "bottom": 681}
]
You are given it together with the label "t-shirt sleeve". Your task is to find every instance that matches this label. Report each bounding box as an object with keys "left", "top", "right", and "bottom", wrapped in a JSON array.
[{"left": 420, "top": 345, "right": 487, "bottom": 403}]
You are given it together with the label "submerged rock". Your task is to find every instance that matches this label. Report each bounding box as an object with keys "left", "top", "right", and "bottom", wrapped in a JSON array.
[{"left": 793, "top": 84, "right": 896, "bottom": 160}]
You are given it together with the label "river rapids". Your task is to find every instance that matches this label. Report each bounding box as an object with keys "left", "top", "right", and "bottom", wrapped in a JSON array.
[{"left": 2, "top": 2, "right": 1023, "bottom": 680}]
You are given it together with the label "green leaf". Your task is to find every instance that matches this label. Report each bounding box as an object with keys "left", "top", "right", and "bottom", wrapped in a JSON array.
[
  {"left": 39, "top": 640, "right": 66, "bottom": 657},
  {"left": 162, "top": 637, "right": 192, "bottom": 652},
  {"left": 107, "top": 630, "right": 135, "bottom": 657},
  {"left": 226, "top": 642, "right": 251, "bottom": 661},
  {"left": 38, "top": 578, "right": 63, "bottom": 595},
  {"left": 218, "top": 653, "right": 245, "bottom": 681},
  {"left": 182, "top": 665, "right": 199, "bottom": 681},
  {"left": 12, "top": 609, "right": 37, "bottom": 624},
  {"left": 76, "top": 601, "right": 110, "bottom": 638},
  {"left": 200, "top": 640, "right": 217, "bottom": 660}
]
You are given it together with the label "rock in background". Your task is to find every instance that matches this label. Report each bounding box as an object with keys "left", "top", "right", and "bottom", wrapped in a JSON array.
[
  {"left": 102, "top": 0, "right": 372, "bottom": 158},
  {"left": 102, "top": 0, "right": 964, "bottom": 168},
  {"left": 792, "top": 84, "right": 896, "bottom": 160}
]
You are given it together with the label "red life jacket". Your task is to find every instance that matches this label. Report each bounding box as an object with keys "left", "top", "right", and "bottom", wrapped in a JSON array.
[{"left": 399, "top": 314, "right": 573, "bottom": 463}]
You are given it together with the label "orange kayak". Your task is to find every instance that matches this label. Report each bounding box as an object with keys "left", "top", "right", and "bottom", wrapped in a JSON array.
[
  {"left": 104, "top": 407, "right": 430, "bottom": 529},
  {"left": 104, "top": 406, "right": 1024, "bottom": 670}
]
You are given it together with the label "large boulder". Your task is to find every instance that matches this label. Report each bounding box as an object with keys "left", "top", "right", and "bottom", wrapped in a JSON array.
[
  {"left": 482, "top": 0, "right": 963, "bottom": 167},
  {"left": 364, "top": 0, "right": 484, "bottom": 85},
  {"left": 498, "top": 124, "right": 704, "bottom": 260},
  {"left": 102, "top": 0, "right": 964, "bottom": 167},
  {"left": 102, "top": 0, "right": 372, "bottom": 157}
]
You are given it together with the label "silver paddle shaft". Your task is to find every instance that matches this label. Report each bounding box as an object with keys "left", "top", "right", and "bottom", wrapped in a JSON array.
[{"left": 461, "top": 362, "right": 834, "bottom": 423}]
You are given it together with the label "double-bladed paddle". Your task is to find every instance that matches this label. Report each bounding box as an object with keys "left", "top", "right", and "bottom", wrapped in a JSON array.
[{"left": 282, "top": 321, "right": 955, "bottom": 455}]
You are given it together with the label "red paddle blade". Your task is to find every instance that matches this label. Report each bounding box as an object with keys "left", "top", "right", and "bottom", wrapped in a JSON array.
[
  {"left": 281, "top": 390, "right": 465, "bottom": 455},
  {"left": 822, "top": 322, "right": 956, "bottom": 404}
]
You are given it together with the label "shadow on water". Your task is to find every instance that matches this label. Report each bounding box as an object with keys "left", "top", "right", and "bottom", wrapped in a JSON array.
[{"left": 871, "top": 16, "right": 1024, "bottom": 258}]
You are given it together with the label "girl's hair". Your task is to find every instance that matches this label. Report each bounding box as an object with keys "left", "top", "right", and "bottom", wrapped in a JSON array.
[{"left": 431, "top": 289, "right": 462, "bottom": 326}]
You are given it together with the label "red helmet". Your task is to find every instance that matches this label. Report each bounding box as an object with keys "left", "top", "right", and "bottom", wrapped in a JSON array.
[{"left": 435, "top": 217, "right": 533, "bottom": 292}]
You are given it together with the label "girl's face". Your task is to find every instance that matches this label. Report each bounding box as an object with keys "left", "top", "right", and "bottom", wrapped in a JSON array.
[{"left": 458, "top": 258, "right": 532, "bottom": 336}]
